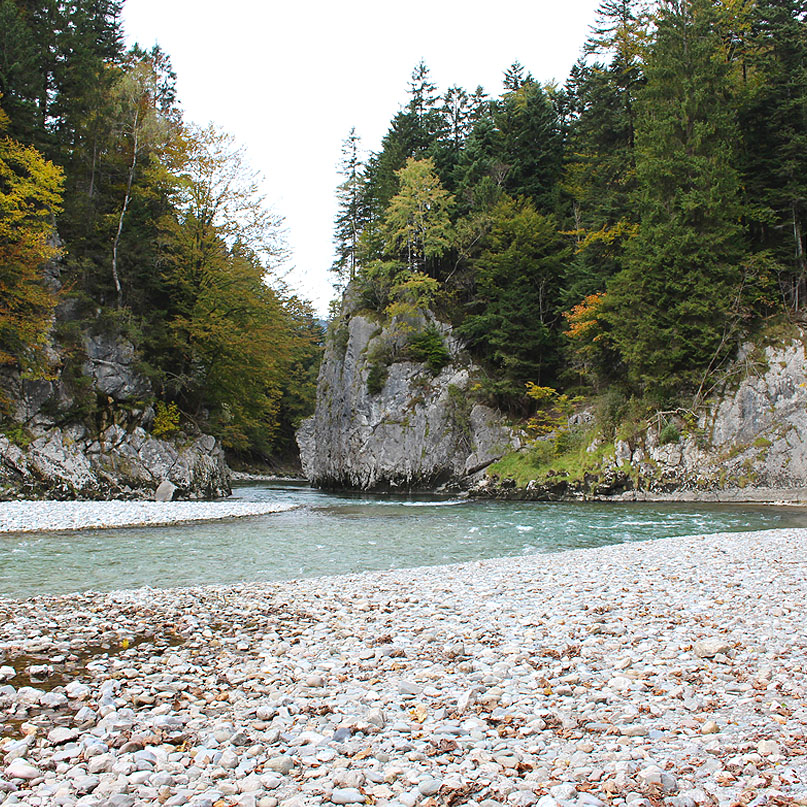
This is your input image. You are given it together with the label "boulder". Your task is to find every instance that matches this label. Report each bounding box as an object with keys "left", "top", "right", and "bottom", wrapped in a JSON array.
[{"left": 155, "top": 479, "right": 177, "bottom": 501}]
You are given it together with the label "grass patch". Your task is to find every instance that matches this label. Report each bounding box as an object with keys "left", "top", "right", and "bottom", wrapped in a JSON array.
[{"left": 488, "top": 430, "right": 614, "bottom": 488}]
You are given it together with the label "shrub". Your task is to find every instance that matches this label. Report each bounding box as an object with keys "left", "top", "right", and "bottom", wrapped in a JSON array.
[
  {"left": 659, "top": 422, "right": 680, "bottom": 445},
  {"left": 152, "top": 401, "right": 181, "bottom": 437},
  {"left": 595, "top": 388, "right": 627, "bottom": 440},
  {"left": 2, "top": 425, "right": 32, "bottom": 448},
  {"left": 408, "top": 325, "right": 451, "bottom": 375},
  {"left": 366, "top": 362, "right": 388, "bottom": 396}
]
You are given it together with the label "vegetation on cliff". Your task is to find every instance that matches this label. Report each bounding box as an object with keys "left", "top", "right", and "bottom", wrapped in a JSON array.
[
  {"left": 331, "top": 0, "right": 807, "bottom": 430},
  {"left": 0, "top": 0, "right": 321, "bottom": 461}
]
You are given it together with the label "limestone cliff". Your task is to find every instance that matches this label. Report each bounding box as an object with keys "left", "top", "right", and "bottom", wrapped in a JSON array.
[
  {"left": 0, "top": 331, "right": 230, "bottom": 501},
  {"left": 297, "top": 306, "right": 518, "bottom": 490},
  {"left": 476, "top": 332, "right": 807, "bottom": 502}
]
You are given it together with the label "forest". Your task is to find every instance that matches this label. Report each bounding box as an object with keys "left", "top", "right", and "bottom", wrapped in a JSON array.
[
  {"left": 1, "top": 0, "right": 806, "bottom": 465},
  {"left": 0, "top": 0, "right": 321, "bottom": 461},
  {"left": 331, "top": 0, "right": 807, "bottom": 422}
]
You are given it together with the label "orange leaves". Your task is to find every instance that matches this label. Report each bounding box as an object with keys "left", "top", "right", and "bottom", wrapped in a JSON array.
[{"left": 563, "top": 292, "right": 608, "bottom": 344}]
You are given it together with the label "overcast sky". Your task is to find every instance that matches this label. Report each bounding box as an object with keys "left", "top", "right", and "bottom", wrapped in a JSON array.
[{"left": 121, "top": 0, "right": 603, "bottom": 316}]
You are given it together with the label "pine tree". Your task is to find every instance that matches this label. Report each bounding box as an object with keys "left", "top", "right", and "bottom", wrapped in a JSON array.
[
  {"left": 457, "top": 196, "right": 570, "bottom": 407},
  {"left": 495, "top": 80, "right": 563, "bottom": 211},
  {"left": 741, "top": 0, "right": 807, "bottom": 309}
]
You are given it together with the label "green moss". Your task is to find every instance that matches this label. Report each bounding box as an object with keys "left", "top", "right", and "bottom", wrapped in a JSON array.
[{"left": 753, "top": 436, "right": 772, "bottom": 449}]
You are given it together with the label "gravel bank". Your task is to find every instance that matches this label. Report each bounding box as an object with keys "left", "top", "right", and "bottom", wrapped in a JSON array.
[
  {"left": 0, "top": 501, "right": 295, "bottom": 534},
  {"left": 0, "top": 528, "right": 805, "bottom": 807}
]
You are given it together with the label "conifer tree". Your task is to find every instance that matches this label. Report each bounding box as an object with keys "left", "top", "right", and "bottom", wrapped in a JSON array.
[
  {"left": 607, "top": 0, "right": 746, "bottom": 396},
  {"left": 741, "top": 0, "right": 807, "bottom": 309},
  {"left": 332, "top": 127, "right": 366, "bottom": 283}
]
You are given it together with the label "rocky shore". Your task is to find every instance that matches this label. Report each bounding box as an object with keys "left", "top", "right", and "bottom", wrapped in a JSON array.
[
  {"left": 1, "top": 529, "right": 805, "bottom": 807},
  {"left": 0, "top": 501, "right": 295, "bottom": 534}
]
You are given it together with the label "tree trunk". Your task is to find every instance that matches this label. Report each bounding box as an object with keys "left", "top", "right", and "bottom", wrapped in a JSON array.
[
  {"left": 793, "top": 203, "right": 806, "bottom": 311},
  {"left": 112, "top": 110, "right": 139, "bottom": 307}
]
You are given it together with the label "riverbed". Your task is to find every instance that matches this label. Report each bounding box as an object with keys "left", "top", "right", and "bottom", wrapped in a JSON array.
[
  {"left": 0, "top": 527, "right": 805, "bottom": 805},
  {"left": 2, "top": 481, "right": 806, "bottom": 598},
  {"left": 0, "top": 482, "right": 807, "bottom": 597}
]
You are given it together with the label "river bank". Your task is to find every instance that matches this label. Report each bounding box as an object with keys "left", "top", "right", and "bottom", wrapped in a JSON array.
[
  {"left": 468, "top": 480, "right": 807, "bottom": 506},
  {"left": 0, "top": 501, "right": 295, "bottom": 534},
  {"left": 1, "top": 528, "right": 805, "bottom": 807}
]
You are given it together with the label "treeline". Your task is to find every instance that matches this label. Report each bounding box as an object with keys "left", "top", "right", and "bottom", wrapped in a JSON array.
[
  {"left": 0, "top": 0, "right": 321, "bottom": 457},
  {"left": 332, "top": 0, "right": 807, "bottom": 412}
]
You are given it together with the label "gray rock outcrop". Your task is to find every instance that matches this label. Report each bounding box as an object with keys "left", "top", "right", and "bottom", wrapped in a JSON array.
[
  {"left": 0, "top": 332, "right": 230, "bottom": 501},
  {"left": 297, "top": 308, "right": 518, "bottom": 490},
  {"left": 477, "top": 332, "right": 807, "bottom": 501},
  {"left": 82, "top": 334, "right": 151, "bottom": 402},
  {"left": 0, "top": 426, "right": 229, "bottom": 500},
  {"left": 635, "top": 334, "right": 807, "bottom": 493}
]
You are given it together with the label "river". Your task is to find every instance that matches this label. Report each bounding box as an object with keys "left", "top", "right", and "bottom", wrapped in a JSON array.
[{"left": 1, "top": 480, "right": 805, "bottom": 599}]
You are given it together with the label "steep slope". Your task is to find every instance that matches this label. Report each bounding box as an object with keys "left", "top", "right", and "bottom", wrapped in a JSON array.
[
  {"left": 0, "top": 330, "right": 230, "bottom": 501},
  {"left": 479, "top": 332, "right": 807, "bottom": 501},
  {"left": 297, "top": 305, "right": 519, "bottom": 490}
]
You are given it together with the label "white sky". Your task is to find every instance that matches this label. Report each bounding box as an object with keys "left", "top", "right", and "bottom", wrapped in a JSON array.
[{"left": 121, "top": 0, "right": 603, "bottom": 316}]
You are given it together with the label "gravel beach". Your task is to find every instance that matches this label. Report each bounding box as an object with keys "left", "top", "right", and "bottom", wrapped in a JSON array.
[
  {"left": 0, "top": 528, "right": 805, "bottom": 807},
  {"left": 0, "top": 502, "right": 295, "bottom": 534}
]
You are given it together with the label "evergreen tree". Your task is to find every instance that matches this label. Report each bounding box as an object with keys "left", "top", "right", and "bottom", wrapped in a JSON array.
[
  {"left": 0, "top": 0, "right": 42, "bottom": 143},
  {"left": 494, "top": 80, "right": 563, "bottom": 211},
  {"left": 607, "top": 0, "right": 746, "bottom": 396},
  {"left": 332, "top": 128, "right": 366, "bottom": 283},
  {"left": 458, "top": 196, "right": 570, "bottom": 407},
  {"left": 503, "top": 61, "right": 534, "bottom": 91},
  {"left": 741, "top": 0, "right": 807, "bottom": 309}
]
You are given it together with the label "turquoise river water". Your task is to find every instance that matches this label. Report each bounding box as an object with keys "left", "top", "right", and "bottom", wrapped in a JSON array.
[{"left": 1, "top": 481, "right": 806, "bottom": 599}]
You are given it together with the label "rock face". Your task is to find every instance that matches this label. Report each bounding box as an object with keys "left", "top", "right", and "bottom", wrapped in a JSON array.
[
  {"left": 479, "top": 333, "right": 807, "bottom": 501},
  {"left": 82, "top": 334, "right": 151, "bottom": 402},
  {"left": 0, "top": 333, "right": 230, "bottom": 501},
  {"left": 298, "top": 309, "right": 518, "bottom": 490},
  {"left": 615, "top": 335, "right": 807, "bottom": 495}
]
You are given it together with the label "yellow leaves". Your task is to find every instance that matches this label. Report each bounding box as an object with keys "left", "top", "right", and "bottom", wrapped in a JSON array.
[
  {"left": 573, "top": 220, "right": 639, "bottom": 255},
  {"left": 410, "top": 703, "right": 428, "bottom": 723},
  {"left": 0, "top": 120, "right": 64, "bottom": 374},
  {"left": 524, "top": 385, "right": 582, "bottom": 437},
  {"left": 383, "top": 157, "right": 454, "bottom": 265},
  {"left": 152, "top": 402, "right": 181, "bottom": 437}
]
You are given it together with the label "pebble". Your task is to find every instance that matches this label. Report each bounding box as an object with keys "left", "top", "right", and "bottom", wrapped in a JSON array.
[
  {"left": 331, "top": 788, "right": 366, "bottom": 804},
  {"left": 694, "top": 639, "right": 733, "bottom": 658},
  {"left": 0, "top": 527, "right": 806, "bottom": 807},
  {"left": 5, "top": 759, "right": 40, "bottom": 780}
]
